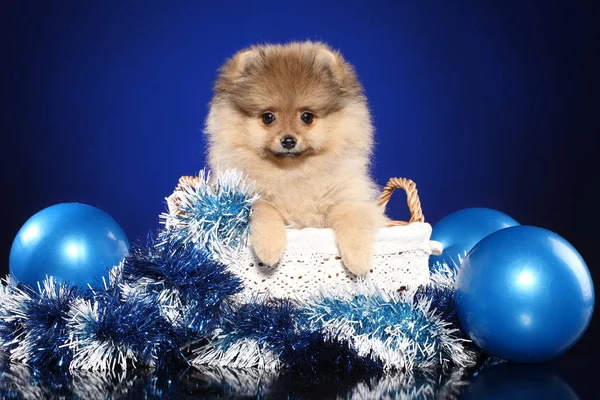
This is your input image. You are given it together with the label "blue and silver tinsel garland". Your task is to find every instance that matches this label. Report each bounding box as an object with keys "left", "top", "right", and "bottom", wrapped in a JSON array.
[
  {"left": 161, "top": 169, "right": 259, "bottom": 265},
  {"left": 0, "top": 168, "right": 480, "bottom": 373}
]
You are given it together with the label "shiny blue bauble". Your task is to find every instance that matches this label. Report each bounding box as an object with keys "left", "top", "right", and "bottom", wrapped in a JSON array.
[
  {"left": 462, "top": 363, "right": 580, "bottom": 400},
  {"left": 9, "top": 203, "right": 130, "bottom": 289},
  {"left": 429, "top": 207, "right": 520, "bottom": 268},
  {"left": 455, "top": 225, "right": 595, "bottom": 363}
]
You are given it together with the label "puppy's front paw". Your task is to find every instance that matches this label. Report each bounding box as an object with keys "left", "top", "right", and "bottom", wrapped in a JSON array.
[
  {"left": 251, "top": 229, "right": 286, "bottom": 267},
  {"left": 327, "top": 201, "right": 380, "bottom": 276},
  {"left": 249, "top": 201, "right": 287, "bottom": 267},
  {"left": 338, "top": 241, "right": 373, "bottom": 276}
]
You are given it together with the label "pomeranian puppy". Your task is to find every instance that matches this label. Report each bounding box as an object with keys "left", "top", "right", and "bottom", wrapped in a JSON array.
[{"left": 204, "top": 41, "right": 386, "bottom": 275}]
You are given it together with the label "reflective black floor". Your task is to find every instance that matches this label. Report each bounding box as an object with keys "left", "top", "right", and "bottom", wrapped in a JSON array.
[{"left": 0, "top": 349, "right": 596, "bottom": 400}]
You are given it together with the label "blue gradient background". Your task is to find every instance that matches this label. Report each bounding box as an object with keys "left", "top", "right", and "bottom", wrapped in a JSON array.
[
  {"left": 0, "top": 1, "right": 598, "bottom": 396},
  {"left": 2, "top": 4, "right": 597, "bottom": 271},
  {"left": 3, "top": 1, "right": 597, "bottom": 258}
]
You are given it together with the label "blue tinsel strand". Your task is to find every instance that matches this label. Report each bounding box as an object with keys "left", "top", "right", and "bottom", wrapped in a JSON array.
[
  {"left": 67, "top": 286, "right": 186, "bottom": 371},
  {"left": 414, "top": 285, "right": 455, "bottom": 322},
  {"left": 11, "top": 277, "right": 84, "bottom": 369},
  {"left": 161, "top": 169, "right": 259, "bottom": 264},
  {"left": 428, "top": 258, "right": 461, "bottom": 286},
  {"left": 299, "top": 283, "right": 477, "bottom": 370},
  {"left": 122, "top": 232, "right": 242, "bottom": 336},
  {"left": 218, "top": 299, "right": 297, "bottom": 349},
  {"left": 301, "top": 294, "right": 439, "bottom": 365},
  {"left": 415, "top": 260, "right": 465, "bottom": 326},
  {"left": 0, "top": 279, "right": 29, "bottom": 353},
  {"left": 211, "top": 299, "right": 381, "bottom": 373},
  {"left": 280, "top": 330, "right": 382, "bottom": 374}
]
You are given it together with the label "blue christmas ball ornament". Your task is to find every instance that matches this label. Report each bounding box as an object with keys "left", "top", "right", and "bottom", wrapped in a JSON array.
[
  {"left": 455, "top": 225, "right": 594, "bottom": 363},
  {"left": 429, "top": 207, "right": 519, "bottom": 268},
  {"left": 9, "top": 203, "right": 130, "bottom": 289}
]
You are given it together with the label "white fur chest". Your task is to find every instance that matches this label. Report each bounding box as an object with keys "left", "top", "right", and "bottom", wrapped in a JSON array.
[
  {"left": 240, "top": 153, "right": 376, "bottom": 228},
  {"left": 254, "top": 173, "right": 337, "bottom": 228}
]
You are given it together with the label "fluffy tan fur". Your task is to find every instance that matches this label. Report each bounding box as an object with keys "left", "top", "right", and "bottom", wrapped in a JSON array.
[{"left": 204, "top": 41, "right": 387, "bottom": 275}]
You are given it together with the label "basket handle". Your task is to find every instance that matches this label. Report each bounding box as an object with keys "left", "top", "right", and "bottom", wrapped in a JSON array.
[
  {"left": 378, "top": 177, "right": 424, "bottom": 226},
  {"left": 173, "top": 175, "right": 424, "bottom": 226},
  {"left": 176, "top": 175, "right": 200, "bottom": 189}
]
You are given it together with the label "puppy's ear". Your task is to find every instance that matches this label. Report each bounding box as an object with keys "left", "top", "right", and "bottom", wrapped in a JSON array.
[
  {"left": 314, "top": 47, "right": 338, "bottom": 69},
  {"left": 231, "top": 49, "right": 262, "bottom": 76},
  {"left": 314, "top": 46, "right": 359, "bottom": 91},
  {"left": 214, "top": 48, "right": 263, "bottom": 92}
]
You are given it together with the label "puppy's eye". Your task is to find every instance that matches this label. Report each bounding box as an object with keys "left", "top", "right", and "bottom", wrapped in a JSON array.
[
  {"left": 261, "top": 112, "right": 276, "bottom": 125},
  {"left": 300, "top": 112, "right": 314, "bottom": 125}
]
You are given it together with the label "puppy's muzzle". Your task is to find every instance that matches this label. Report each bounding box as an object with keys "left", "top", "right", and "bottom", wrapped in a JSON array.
[{"left": 280, "top": 135, "right": 297, "bottom": 150}]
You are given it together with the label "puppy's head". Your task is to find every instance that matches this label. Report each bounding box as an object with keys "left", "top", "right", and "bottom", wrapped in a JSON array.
[{"left": 206, "top": 41, "right": 372, "bottom": 167}]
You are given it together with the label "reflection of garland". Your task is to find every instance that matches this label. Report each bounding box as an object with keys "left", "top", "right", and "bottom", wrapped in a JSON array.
[
  {"left": 0, "top": 169, "right": 480, "bottom": 374},
  {"left": 0, "top": 359, "right": 478, "bottom": 400}
]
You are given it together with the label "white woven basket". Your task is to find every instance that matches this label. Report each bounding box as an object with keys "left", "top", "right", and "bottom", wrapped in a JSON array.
[
  {"left": 233, "top": 223, "right": 441, "bottom": 300},
  {"left": 169, "top": 176, "right": 442, "bottom": 300},
  {"left": 236, "top": 178, "right": 442, "bottom": 299}
]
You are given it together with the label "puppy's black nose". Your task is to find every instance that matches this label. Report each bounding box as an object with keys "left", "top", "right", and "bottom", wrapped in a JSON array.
[{"left": 280, "top": 135, "right": 297, "bottom": 149}]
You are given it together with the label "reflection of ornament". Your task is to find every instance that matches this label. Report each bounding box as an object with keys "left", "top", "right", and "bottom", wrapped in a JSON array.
[
  {"left": 455, "top": 226, "right": 595, "bottom": 363},
  {"left": 463, "top": 363, "right": 580, "bottom": 400},
  {"left": 9, "top": 203, "right": 129, "bottom": 289}
]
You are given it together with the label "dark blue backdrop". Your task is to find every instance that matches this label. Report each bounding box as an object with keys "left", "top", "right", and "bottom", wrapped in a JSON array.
[{"left": 2, "top": 1, "right": 597, "bottom": 268}]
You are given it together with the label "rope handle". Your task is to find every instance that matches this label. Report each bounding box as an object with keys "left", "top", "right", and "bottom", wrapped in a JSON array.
[
  {"left": 173, "top": 175, "right": 424, "bottom": 226},
  {"left": 176, "top": 175, "right": 200, "bottom": 188},
  {"left": 378, "top": 177, "right": 424, "bottom": 226}
]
